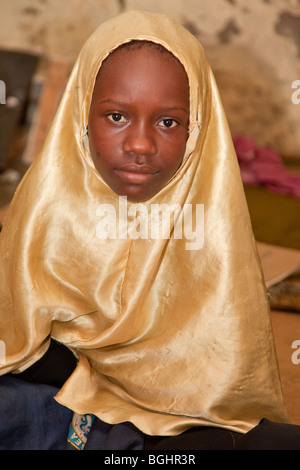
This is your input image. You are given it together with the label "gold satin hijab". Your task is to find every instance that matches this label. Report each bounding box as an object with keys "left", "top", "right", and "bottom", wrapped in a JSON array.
[{"left": 0, "top": 10, "right": 288, "bottom": 435}]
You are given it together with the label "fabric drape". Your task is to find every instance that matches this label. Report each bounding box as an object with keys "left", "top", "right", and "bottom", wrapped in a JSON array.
[{"left": 0, "top": 10, "right": 288, "bottom": 436}]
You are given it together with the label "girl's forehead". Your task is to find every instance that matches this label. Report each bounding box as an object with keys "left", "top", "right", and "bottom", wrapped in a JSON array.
[
  {"left": 81, "top": 36, "right": 206, "bottom": 129},
  {"left": 90, "top": 46, "right": 189, "bottom": 113},
  {"left": 97, "top": 40, "right": 188, "bottom": 79},
  {"left": 91, "top": 46, "right": 189, "bottom": 107}
]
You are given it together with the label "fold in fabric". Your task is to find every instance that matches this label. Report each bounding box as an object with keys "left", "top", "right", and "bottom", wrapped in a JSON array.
[{"left": 0, "top": 10, "right": 288, "bottom": 436}]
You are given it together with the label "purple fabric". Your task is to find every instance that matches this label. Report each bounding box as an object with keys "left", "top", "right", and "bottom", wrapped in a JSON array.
[{"left": 233, "top": 135, "right": 300, "bottom": 200}]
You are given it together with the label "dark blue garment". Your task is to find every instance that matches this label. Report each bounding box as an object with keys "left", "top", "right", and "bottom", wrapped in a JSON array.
[
  {"left": 0, "top": 375, "right": 73, "bottom": 450},
  {"left": 85, "top": 420, "right": 144, "bottom": 450},
  {"left": 4, "top": 374, "right": 300, "bottom": 450},
  {"left": 0, "top": 375, "right": 144, "bottom": 450}
]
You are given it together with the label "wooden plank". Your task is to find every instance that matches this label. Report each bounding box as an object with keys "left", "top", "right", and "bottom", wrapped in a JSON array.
[{"left": 22, "top": 56, "right": 71, "bottom": 164}]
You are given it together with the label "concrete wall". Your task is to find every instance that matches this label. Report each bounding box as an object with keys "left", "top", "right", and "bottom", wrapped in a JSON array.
[{"left": 0, "top": 0, "right": 299, "bottom": 158}]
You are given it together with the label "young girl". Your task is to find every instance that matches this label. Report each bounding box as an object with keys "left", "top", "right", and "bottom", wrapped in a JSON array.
[{"left": 0, "top": 10, "right": 299, "bottom": 450}]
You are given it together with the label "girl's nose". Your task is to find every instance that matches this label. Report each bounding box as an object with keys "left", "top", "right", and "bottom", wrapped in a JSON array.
[{"left": 123, "top": 123, "right": 157, "bottom": 157}]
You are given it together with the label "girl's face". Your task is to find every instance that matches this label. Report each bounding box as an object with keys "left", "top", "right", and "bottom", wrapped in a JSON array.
[{"left": 88, "top": 45, "right": 189, "bottom": 201}]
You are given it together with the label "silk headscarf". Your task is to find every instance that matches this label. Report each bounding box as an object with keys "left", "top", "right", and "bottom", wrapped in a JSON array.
[{"left": 0, "top": 10, "right": 289, "bottom": 435}]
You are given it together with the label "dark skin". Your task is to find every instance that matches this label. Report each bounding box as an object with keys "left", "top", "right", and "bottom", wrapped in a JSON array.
[{"left": 88, "top": 45, "right": 190, "bottom": 202}]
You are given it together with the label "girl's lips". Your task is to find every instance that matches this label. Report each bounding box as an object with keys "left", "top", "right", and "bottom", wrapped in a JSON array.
[
  {"left": 116, "top": 164, "right": 159, "bottom": 185},
  {"left": 118, "top": 164, "right": 158, "bottom": 174},
  {"left": 116, "top": 169, "right": 157, "bottom": 185}
]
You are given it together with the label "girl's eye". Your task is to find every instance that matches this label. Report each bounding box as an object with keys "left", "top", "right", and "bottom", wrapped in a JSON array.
[
  {"left": 107, "top": 113, "right": 126, "bottom": 123},
  {"left": 159, "top": 118, "right": 178, "bottom": 129}
]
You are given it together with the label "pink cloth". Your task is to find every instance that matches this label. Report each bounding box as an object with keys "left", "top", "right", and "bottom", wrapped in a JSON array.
[{"left": 233, "top": 135, "right": 300, "bottom": 200}]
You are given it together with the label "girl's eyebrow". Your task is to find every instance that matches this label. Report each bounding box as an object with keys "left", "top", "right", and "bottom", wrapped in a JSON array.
[{"left": 97, "top": 98, "right": 189, "bottom": 113}]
